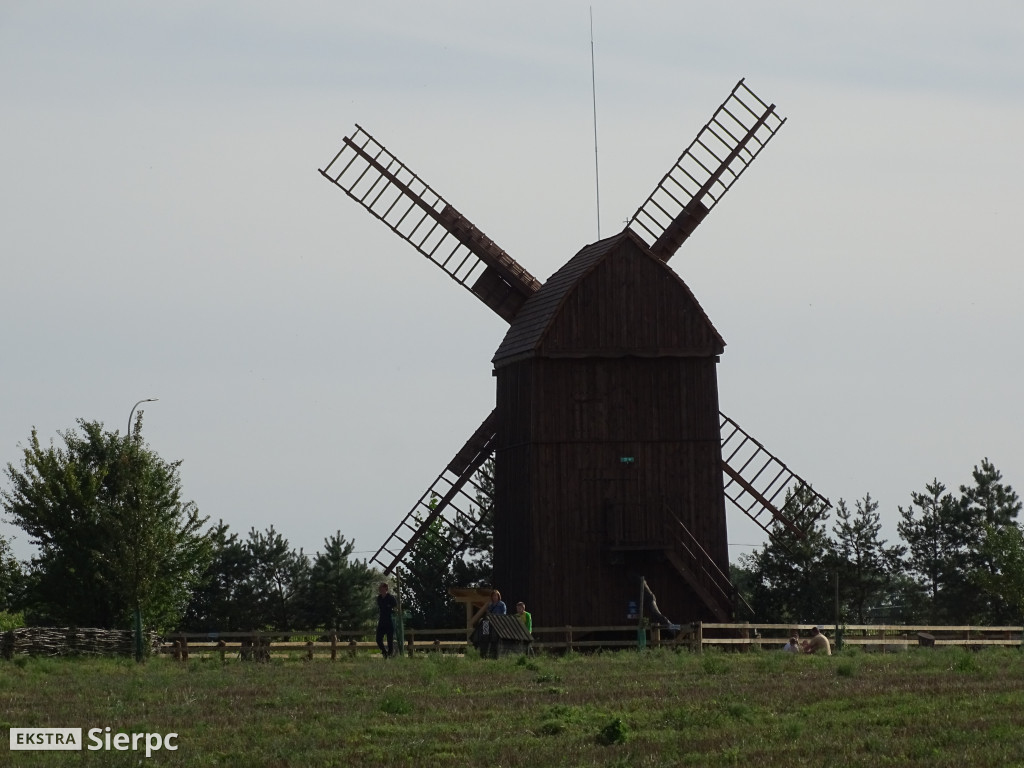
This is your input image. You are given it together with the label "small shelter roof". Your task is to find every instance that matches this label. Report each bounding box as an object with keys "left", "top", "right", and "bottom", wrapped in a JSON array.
[{"left": 483, "top": 613, "right": 533, "bottom": 643}]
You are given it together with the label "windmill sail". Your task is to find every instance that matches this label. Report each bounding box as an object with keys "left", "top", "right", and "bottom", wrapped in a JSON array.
[
  {"left": 719, "top": 412, "right": 831, "bottom": 540},
  {"left": 320, "top": 126, "right": 541, "bottom": 322},
  {"left": 628, "top": 79, "right": 785, "bottom": 262},
  {"left": 369, "top": 411, "right": 498, "bottom": 576}
]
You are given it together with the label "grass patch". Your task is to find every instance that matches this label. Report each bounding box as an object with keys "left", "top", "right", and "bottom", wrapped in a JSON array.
[{"left": 3, "top": 648, "right": 1024, "bottom": 765}]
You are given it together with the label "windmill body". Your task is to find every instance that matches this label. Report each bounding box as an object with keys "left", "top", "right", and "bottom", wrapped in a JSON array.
[
  {"left": 493, "top": 231, "right": 731, "bottom": 625},
  {"left": 319, "top": 79, "right": 830, "bottom": 631}
]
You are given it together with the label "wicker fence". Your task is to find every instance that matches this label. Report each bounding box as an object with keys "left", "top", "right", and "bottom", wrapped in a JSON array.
[{"left": 1, "top": 627, "right": 160, "bottom": 658}]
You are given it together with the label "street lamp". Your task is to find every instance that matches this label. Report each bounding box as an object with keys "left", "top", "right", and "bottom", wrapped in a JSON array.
[
  {"left": 126, "top": 397, "right": 157, "bottom": 662},
  {"left": 128, "top": 398, "right": 158, "bottom": 438}
]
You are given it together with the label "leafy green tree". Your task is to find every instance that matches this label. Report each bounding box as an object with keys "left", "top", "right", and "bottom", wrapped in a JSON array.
[
  {"left": 0, "top": 533, "right": 23, "bottom": 610},
  {"left": 1, "top": 419, "right": 211, "bottom": 631},
  {"left": 739, "top": 485, "right": 838, "bottom": 623},
  {"left": 397, "top": 496, "right": 462, "bottom": 629},
  {"left": 398, "top": 460, "right": 498, "bottom": 629},
  {"left": 974, "top": 523, "right": 1024, "bottom": 622},
  {"left": 0, "top": 533, "right": 25, "bottom": 629},
  {"left": 832, "top": 493, "right": 905, "bottom": 623},
  {"left": 301, "top": 531, "right": 377, "bottom": 631},
  {"left": 729, "top": 561, "right": 758, "bottom": 622},
  {"left": 451, "top": 459, "right": 494, "bottom": 587}
]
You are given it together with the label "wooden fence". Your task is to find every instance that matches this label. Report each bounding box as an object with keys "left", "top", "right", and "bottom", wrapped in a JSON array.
[
  {"left": 157, "top": 622, "right": 1024, "bottom": 660},
  {"left": 687, "top": 622, "right": 1024, "bottom": 652}
]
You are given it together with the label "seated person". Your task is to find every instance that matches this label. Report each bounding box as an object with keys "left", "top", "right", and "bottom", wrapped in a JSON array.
[
  {"left": 782, "top": 632, "right": 801, "bottom": 653},
  {"left": 801, "top": 625, "right": 831, "bottom": 655}
]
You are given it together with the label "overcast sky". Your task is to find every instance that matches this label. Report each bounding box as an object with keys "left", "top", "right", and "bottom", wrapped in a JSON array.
[{"left": 2, "top": 2, "right": 1022, "bottom": 566}]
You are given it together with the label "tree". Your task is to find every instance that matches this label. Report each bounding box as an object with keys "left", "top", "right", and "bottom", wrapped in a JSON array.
[
  {"left": 974, "top": 523, "right": 1024, "bottom": 621},
  {"left": 301, "top": 531, "right": 377, "bottom": 631},
  {"left": 960, "top": 458, "right": 1022, "bottom": 530},
  {"left": 739, "top": 485, "right": 838, "bottom": 623},
  {"left": 238, "top": 526, "right": 310, "bottom": 631},
  {"left": 0, "top": 533, "right": 25, "bottom": 630},
  {"left": 397, "top": 491, "right": 475, "bottom": 629},
  {"left": 832, "top": 493, "right": 905, "bottom": 623},
  {"left": 451, "top": 459, "right": 494, "bottom": 587},
  {"left": 397, "top": 503, "right": 463, "bottom": 629},
  {"left": 179, "top": 521, "right": 251, "bottom": 632},
  {"left": 897, "top": 479, "right": 971, "bottom": 623},
  {"left": 960, "top": 460, "right": 1022, "bottom": 623},
  {"left": 1, "top": 419, "right": 211, "bottom": 631}
]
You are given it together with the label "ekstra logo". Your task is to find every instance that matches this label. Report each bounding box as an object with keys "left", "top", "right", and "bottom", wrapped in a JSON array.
[
  {"left": 10, "top": 727, "right": 178, "bottom": 757},
  {"left": 10, "top": 728, "right": 82, "bottom": 750}
]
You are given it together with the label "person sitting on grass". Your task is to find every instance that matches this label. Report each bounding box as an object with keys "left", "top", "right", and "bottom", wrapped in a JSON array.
[
  {"left": 782, "top": 632, "right": 801, "bottom": 653},
  {"left": 802, "top": 625, "right": 831, "bottom": 655}
]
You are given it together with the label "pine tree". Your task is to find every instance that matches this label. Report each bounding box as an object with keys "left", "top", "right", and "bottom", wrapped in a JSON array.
[
  {"left": 301, "top": 531, "right": 377, "bottom": 631},
  {"left": 960, "top": 459, "right": 1022, "bottom": 623},
  {"left": 740, "top": 485, "right": 837, "bottom": 623},
  {"left": 832, "top": 493, "right": 905, "bottom": 623},
  {"left": 897, "top": 479, "right": 969, "bottom": 623}
]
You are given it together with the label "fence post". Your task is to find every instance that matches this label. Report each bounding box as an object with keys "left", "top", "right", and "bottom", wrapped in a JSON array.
[
  {"left": 331, "top": 632, "right": 338, "bottom": 661},
  {"left": 691, "top": 622, "right": 703, "bottom": 654},
  {"left": 217, "top": 639, "right": 226, "bottom": 663},
  {"left": 306, "top": 641, "right": 314, "bottom": 661},
  {"left": 181, "top": 636, "right": 189, "bottom": 662},
  {"left": 348, "top": 639, "right": 357, "bottom": 659}
]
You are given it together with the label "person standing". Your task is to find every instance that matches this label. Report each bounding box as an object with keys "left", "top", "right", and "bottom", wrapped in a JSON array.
[
  {"left": 488, "top": 589, "right": 507, "bottom": 615},
  {"left": 515, "top": 601, "right": 532, "bottom": 634},
  {"left": 376, "top": 582, "right": 398, "bottom": 659}
]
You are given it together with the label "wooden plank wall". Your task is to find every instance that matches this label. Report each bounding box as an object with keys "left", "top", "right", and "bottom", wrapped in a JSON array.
[{"left": 495, "top": 356, "right": 730, "bottom": 630}]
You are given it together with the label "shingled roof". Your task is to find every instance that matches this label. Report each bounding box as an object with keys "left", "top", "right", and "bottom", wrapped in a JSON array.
[{"left": 492, "top": 229, "right": 723, "bottom": 366}]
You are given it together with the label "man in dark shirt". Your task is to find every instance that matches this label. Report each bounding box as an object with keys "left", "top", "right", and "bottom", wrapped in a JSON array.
[{"left": 376, "top": 582, "right": 398, "bottom": 659}]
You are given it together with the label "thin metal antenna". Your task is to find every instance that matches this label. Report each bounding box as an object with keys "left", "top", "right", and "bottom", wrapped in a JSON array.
[{"left": 590, "top": 7, "right": 601, "bottom": 239}]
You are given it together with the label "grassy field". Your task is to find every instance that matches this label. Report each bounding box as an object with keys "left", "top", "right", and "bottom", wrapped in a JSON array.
[{"left": 3, "top": 646, "right": 1024, "bottom": 767}]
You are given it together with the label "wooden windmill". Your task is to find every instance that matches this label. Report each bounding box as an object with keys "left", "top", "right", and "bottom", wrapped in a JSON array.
[{"left": 319, "top": 79, "right": 830, "bottom": 627}]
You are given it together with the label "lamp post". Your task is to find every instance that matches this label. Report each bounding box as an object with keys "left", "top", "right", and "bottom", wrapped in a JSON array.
[
  {"left": 128, "top": 398, "right": 158, "bottom": 438},
  {"left": 127, "top": 398, "right": 157, "bottom": 661}
]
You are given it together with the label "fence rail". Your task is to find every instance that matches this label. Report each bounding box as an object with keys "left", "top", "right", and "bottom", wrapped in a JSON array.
[
  {"left": 689, "top": 622, "right": 1024, "bottom": 652},
  {"left": 155, "top": 622, "right": 1024, "bottom": 660}
]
